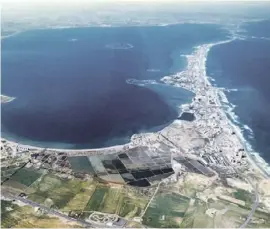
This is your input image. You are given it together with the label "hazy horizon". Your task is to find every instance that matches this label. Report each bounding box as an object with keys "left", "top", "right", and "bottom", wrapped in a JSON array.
[{"left": 2, "top": 0, "right": 270, "bottom": 38}]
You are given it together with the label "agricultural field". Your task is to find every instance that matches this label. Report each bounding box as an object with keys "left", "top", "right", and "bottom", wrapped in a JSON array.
[
  {"left": 193, "top": 192, "right": 269, "bottom": 227},
  {"left": 181, "top": 199, "right": 209, "bottom": 228},
  {"left": 97, "top": 186, "right": 122, "bottom": 214},
  {"left": 62, "top": 181, "right": 97, "bottom": 211},
  {"left": 1, "top": 164, "right": 24, "bottom": 180},
  {"left": 27, "top": 173, "right": 94, "bottom": 209},
  {"left": 83, "top": 184, "right": 149, "bottom": 219},
  {"left": 9, "top": 167, "right": 43, "bottom": 186},
  {"left": 117, "top": 189, "right": 149, "bottom": 219},
  {"left": 248, "top": 210, "right": 270, "bottom": 228},
  {"left": 2, "top": 164, "right": 270, "bottom": 228},
  {"left": 143, "top": 192, "right": 191, "bottom": 228},
  {"left": 84, "top": 185, "right": 109, "bottom": 212},
  {"left": 2, "top": 167, "right": 45, "bottom": 196},
  {"left": 2, "top": 166, "right": 151, "bottom": 222},
  {"left": 2, "top": 179, "right": 29, "bottom": 196},
  {"left": 142, "top": 172, "right": 270, "bottom": 228},
  {"left": 1, "top": 200, "right": 81, "bottom": 228},
  {"left": 68, "top": 156, "right": 95, "bottom": 174},
  {"left": 125, "top": 221, "right": 144, "bottom": 228},
  {"left": 233, "top": 189, "right": 254, "bottom": 206},
  {"left": 142, "top": 189, "right": 270, "bottom": 229}
]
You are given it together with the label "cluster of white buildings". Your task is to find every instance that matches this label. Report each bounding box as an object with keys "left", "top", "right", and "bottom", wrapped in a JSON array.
[
  {"left": 161, "top": 44, "right": 249, "bottom": 173},
  {"left": 1, "top": 139, "right": 32, "bottom": 160}
]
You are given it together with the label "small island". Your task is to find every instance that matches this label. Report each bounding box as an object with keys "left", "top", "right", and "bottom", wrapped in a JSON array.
[
  {"left": 105, "top": 43, "right": 134, "bottom": 50},
  {"left": 1, "top": 95, "right": 15, "bottom": 104}
]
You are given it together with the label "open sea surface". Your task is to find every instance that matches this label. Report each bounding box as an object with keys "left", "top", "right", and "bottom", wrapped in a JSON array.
[{"left": 207, "top": 20, "right": 270, "bottom": 164}]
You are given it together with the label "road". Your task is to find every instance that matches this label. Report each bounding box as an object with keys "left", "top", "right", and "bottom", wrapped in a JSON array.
[
  {"left": 232, "top": 163, "right": 260, "bottom": 228},
  {"left": 3, "top": 193, "right": 96, "bottom": 228},
  {"left": 141, "top": 181, "right": 162, "bottom": 219},
  {"left": 213, "top": 157, "right": 260, "bottom": 228},
  {"left": 239, "top": 180, "right": 260, "bottom": 228}
]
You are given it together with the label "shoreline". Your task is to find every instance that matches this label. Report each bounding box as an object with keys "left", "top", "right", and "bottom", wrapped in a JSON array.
[
  {"left": 0, "top": 137, "right": 129, "bottom": 153},
  {"left": 204, "top": 42, "right": 270, "bottom": 178},
  {"left": 1, "top": 38, "right": 270, "bottom": 178},
  {"left": 161, "top": 39, "right": 270, "bottom": 178},
  {"left": 203, "top": 42, "right": 270, "bottom": 177},
  {"left": 203, "top": 41, "right": 270, "bottom": 178}
]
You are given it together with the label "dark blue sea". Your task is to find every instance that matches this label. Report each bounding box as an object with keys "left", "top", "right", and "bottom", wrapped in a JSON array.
[
  {"left": 1, "top": 24, "right": 229, "bottom": 149},
  {"left": 207, "top": 20, "right": 270, "bottom": 164}
]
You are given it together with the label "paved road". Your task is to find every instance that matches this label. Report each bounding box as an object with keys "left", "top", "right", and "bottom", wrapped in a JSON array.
[
  {"left": 239, "top": 181, "right": 259, "bottom": 228},
  {"left": 3, "top": 194, "right": 95, "bottom": 228},
  {"left": 229, "top": 166, "right": 260, "bottom": 228}
]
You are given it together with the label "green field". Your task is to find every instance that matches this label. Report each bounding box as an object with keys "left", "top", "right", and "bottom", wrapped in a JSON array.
[
  {"left": 1, "top": 167, "right": 43, "bottom": 195},
  {"left": 117, "top": 190, "right": 148, "bottom": 218},
  {"left": 119, "top": 199, "right": 142, "bottom": 218},
  {"left": 3, "top": 167, "right": 155, "bottom": 223},
  {"left": 233, "top": 189, "right": 253, "bottom": 204},
  {"left": 84, "top": 185, "right": 109, "bottom": 211},
  {"left": 1, "top": 200, "right": 23, "bottom": 228},
  {"left": 63, "top": 181, "right": 97, "bottom": 211},
  {"left": 29, "top": 173, "right": 62, "bottom": 192},
  {"left": 27, "top": 174, "right": 90, "bottom": 209},
  {"left": 1, "top": 164, "right": 23, "bottom": 180},
  {"left": 101, "top": 187, "right": 122, "bottom": 214},
  {"left": 9, "top": 167, "right": 42, "bottom": 187},
  {"left": 82, "top": 184, "right": 149, "bottom": 219},
  {"left": 1, "top": 200, "right": 82, "bottom": 228},
  {"left": 143, "top": 193, "right": 190, "bottom": 228},
  {"left": 184, "top": 200, "right": 210, "bottom": 228},
  {"left": 119, "top": 200, "right": 136, "bottom": 217},
  {"left": 68, "top": 156, "right": 95, "bottom": 174},
  {"left": 17, "top": 171, "right": 149, "bottom": 218},
  {"left": 3, "top": 179, "right": 28, "bottom": 193}
]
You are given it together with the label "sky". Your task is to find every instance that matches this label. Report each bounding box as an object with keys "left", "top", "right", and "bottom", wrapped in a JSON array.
[
  {"left": 2, "top": 0, "right": 270, "bottom": 25},
  {"left": 2, "top": 0, "right": 270, "bottom": 6},
  {"left": 2, "top": 0, "right": 270, "bottom": 12}
]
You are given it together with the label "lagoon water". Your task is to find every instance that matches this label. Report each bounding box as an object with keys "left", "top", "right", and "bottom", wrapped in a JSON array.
[{"left": 1, "top": 24, "right": 228, "bottom": 149}]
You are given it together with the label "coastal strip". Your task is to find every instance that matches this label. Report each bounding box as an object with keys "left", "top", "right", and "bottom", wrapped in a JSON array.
[
  {"left": 1, "top": 137, "right": 129, "bottom": 157},
  {"left": 161, "top": 39, "right": 270, "bottom": 178}
]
